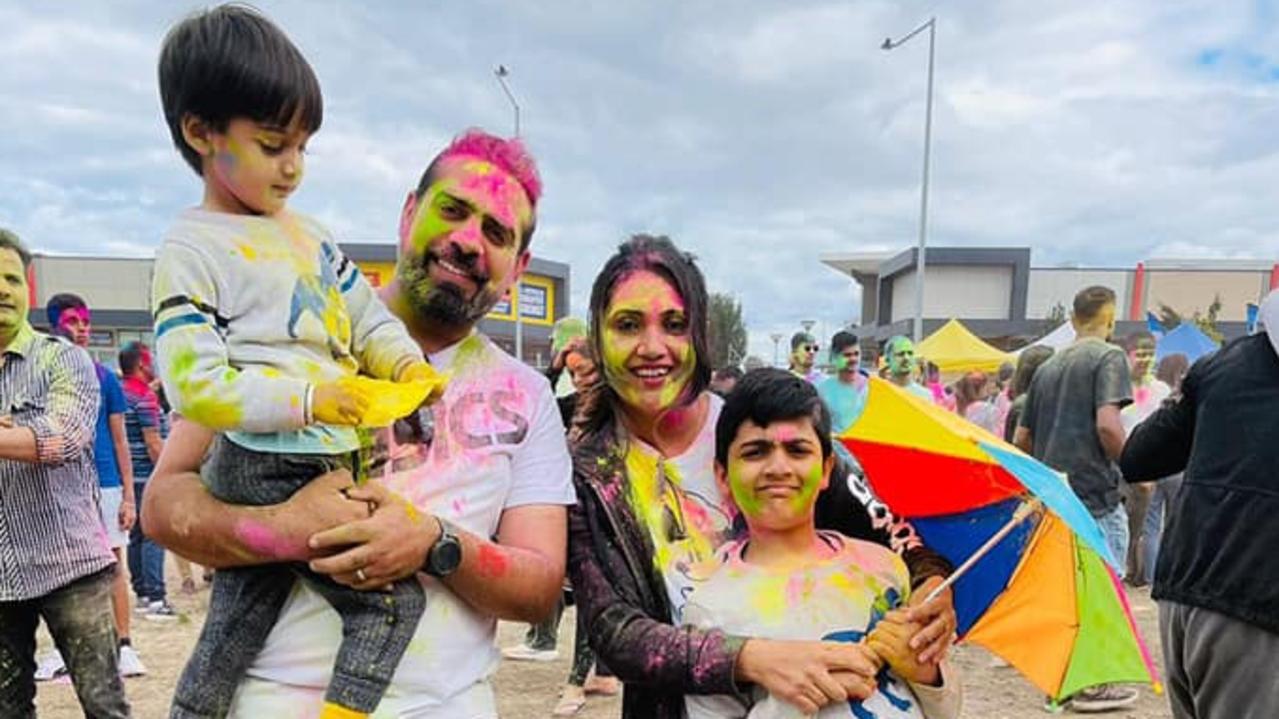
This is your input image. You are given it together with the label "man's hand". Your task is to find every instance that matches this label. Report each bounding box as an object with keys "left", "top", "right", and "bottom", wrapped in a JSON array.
[
  {"left": 118, "top": 496, "right": 136, "bottom": 532},
  {"left": 905, "top": 576, "right": 957, "bottom": 664},
  {"left": 265, "top": 468, "right": 372, "bottom": 562},
  {"left": 736, "top": 638, "right": 881, "bottom": 715},
  {"left": 868, "top": 611, "right": 940, "bottom": 686},
  {"left": 313, "top": 379, "right": 371, "bottom": 426},
  {"left": 307, "top": 481, "right": 440, "bottom": 590}
]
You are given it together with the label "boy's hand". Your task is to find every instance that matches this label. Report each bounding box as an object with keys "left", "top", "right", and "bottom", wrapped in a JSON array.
[
  {"left": 396, "top": 360, "right": 446, "bottom": 404},
  {"left": 868, "top": 611, "right": 941, "bottom": 686},
  {"left": 313, "top": 378, "right": 371, "bottom": 426}
]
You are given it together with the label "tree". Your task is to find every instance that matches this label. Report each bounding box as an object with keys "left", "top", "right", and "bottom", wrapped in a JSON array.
[
  {"left": 1045, "top": 301, "right": 1068, "bottom": 332},
  {"left": 1156, "top": 296, "right": 1223, "bottom": 343},
  {"left": 708, "top": 292, "right": 748, "bottom": 369}
]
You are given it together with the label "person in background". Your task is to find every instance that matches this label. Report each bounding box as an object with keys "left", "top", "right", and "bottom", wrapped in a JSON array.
[
  {"left": 0, "top": 229, "right": 130, "bottom": 718},
  {"left": 119, "top": 341, "right": 175, "bottom": 621},
  {"left": 884, "top": 336, "right": 933, "bottom": 401},
  {"left": 991, "top": 361, "right": 1015, "bottom": 436},
  {"left": 955, "top": 371, "right": 1000, "bottom": 435},
  {"left": 787, "top": 331, "right": 821, "bottom": 383},
  {"left": 710, "top": 366, "right": 744, "bottom": 397},
  {"left": 1133, "top": 353, "right": 1189, "bottom": 588},
  {"left": 1119, "top": 331, "right": 1171, "bottom": 586},
  {"left": 924, "top": 361, "right": 953, "bottom": 410},
  {"left": 1014, "top": 285, "right": 1135, "bottom": 713},
  {"left": 1003, "top": 346, "right": 1054, "bottom": 443},
  {"left": 1120, "top": 290, "right": 1279, "bottom": 719},
  {"left": 816, "top": 330, "right": 869, "bottom": 435},
  {"left": 35, "top": 293, "right": 147, "bottom": 681}
]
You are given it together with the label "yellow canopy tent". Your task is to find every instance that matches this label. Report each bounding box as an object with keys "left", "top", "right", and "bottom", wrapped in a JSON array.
[{"left": 916, "top": 319, "right": 1013, "bottom": 376}]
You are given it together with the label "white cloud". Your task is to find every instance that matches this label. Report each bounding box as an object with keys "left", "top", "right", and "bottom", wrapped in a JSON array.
[{"left": 2, "top": 0, "right": 1277, "bottom": 361}]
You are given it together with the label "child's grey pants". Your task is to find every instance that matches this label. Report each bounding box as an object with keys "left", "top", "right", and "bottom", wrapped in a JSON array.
[{"left": 170, "top": 437, "right": 426, "bottom": 718}]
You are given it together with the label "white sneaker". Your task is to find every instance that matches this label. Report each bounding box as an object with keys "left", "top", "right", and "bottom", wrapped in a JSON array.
[
  {"left": 133, "top": 599, "right": 153, "bottom": 615},
  {"left": 143, "top": 599, "right": 179, "bottom": 622},
  {"left": 33, "top": 650, "right": 66, "bottom": 682},
  {"left": 118, "top": 644, "right": 147, "bottom": 677},
  {"left": 501, "top": 643, "right": 559, "bottom": 662}
]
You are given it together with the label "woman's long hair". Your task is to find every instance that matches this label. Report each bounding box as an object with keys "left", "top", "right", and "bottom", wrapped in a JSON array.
[{"left": 573, "top": 234, "right": 712, "bottom": 441}]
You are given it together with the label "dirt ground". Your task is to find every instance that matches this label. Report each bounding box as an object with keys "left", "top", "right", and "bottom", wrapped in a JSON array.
[{"left": 35, "top": 558, "right": 1173, "bottom": 718}]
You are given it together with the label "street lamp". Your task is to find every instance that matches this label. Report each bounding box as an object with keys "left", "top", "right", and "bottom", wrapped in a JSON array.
[
  {"left": 882, "top": 17, "right": 936, "bottom": 343},
  {"left": 494, "top": 65, "right": 524, "bottom": 360},
  {"left": 770, "top": 333, "right": 783, "bottom": 368}
]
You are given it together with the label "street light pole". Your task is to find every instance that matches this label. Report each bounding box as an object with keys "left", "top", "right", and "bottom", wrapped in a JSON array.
[
  {"left": 494, "top": 65, "right": 524, "bottom": 360},
  {"left": 882, "top": 17, "right": 935, "bottom": 343}
]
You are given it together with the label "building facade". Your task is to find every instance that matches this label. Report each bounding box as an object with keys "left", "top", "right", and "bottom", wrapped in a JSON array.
[
  {"left": 27, "top": 243, "right": 570, "bottom": 370},
  {"left": 822, "top": 246, "right": 1276, "bottom": 349}
]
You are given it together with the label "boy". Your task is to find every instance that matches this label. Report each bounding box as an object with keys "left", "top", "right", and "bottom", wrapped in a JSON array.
[
  {"left": 685, "top": 369, "right": 961, "bottom": 718},
  {"left": 153, "top": 6, "right": 442, "bottom": 718}
]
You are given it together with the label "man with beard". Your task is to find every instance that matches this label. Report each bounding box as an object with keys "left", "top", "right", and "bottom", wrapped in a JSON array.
[{"left": 143, "top": 130, "right": 576, "bottom": 718}]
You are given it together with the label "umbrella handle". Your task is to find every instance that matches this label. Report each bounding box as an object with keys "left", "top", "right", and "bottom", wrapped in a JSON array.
[{"left": 921, "top": 499, "right": 1043, "bottom": 605}]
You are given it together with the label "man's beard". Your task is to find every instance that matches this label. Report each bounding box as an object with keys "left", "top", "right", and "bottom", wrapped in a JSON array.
[{"left": 400, "top": 261, "right": 499, "bottom": 329}]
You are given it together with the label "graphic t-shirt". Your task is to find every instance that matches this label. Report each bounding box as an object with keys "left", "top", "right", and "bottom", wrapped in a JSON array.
[
  {"left": 626, "top": 394, "right": 737, "bottom": 623},
  {"left": 229, "top": 333, "right": 576, "bottom": 719},
  {"left": 683, "top": 532, "right": 960, "bottom": 719},
  {"left": 1019, "top": 338, "right": 1133, "bottom": 516},
  {"left": 92, "top": 363, "right": 127, "bottom": 488},
  {"left": 152, "top": 208, "right": 422, "bottom": 455}
]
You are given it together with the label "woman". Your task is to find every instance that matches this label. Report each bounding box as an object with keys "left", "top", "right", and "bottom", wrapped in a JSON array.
[
  {"left": 567, "top": 235, "right": 957, "bottom": 718},
  {"left": 1003, "top": 346, "right": 1054, "bottom": 443}
]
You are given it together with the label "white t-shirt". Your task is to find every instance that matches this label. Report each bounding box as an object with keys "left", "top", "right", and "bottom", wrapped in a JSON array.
[
  {"left": 683, "top": 533, "right": 961, "bottom": 719},
  {"left": 228, "top": 332, "right": 576, "bottom": 718},
  {"left": 625, "top": 394, "right": 737, "bottom": 623},
  {"left": 1121, "top": 379, "right": 1171, "bottom": 437}
]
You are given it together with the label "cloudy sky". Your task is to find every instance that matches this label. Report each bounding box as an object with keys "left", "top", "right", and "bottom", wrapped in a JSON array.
[{"left": 2, "top": 0, "right": 1276, "bottom": 359}]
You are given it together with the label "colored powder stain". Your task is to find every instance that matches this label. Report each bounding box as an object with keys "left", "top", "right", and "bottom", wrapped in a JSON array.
[
  {"left": 170, "top": 345, "right": 244, "bottom": 429},
  {"left": 451, "top": 498, "right": 465, "bottom": 517},
  {"left": 727, "top": 465, "right": 762, "bottom": 518},
  {"left": 235, "top": 518, "right": 304, "bottom": 561},
  {"left": 238, "top": 243, "right": 258, "bottom": 260},
  {"left": 476, "top": 543, "right": 509, "bottom": 578},
  {"left": 624, "top": 447, "right": 717, "bottom": 575}
]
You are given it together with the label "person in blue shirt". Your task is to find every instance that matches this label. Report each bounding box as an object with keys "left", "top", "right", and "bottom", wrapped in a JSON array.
[
  {"left": 817, "top": 331, "right": 871, "bottom": 472},
  {"left": 40, "top": 293, "right": 147, "bottom": 680}
]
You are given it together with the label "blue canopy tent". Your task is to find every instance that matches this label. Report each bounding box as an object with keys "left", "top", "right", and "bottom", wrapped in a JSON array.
[{"left": 1155, "top": 323, "right": 1219, "bottom": 363}]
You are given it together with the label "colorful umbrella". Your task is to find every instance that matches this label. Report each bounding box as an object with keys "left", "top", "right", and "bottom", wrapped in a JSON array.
[{"left": 839, "top": 377, "right": 1161, "bottom": 702}]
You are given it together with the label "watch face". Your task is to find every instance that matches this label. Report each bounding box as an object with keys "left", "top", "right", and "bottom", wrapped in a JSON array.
[{"left": 431, "top": 538, "right": 463, "bottom": 576}]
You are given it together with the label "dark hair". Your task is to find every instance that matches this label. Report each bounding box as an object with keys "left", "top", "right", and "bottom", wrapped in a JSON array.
[
  {"left": 46, "top": 292, "right": 88, "bottom": 328},
  {"left": 1010, "top": 345, "right": 1054, "bottom": 400},
  {"left": 790, "top": 332, "right": 816, "bottom": 351},
  {"left": 715, "top": 368, "right": 832, "bottom": 466},
  {"left": 1123, "top": 330, "right": 1156, "bottom": 352},
  {"left": 119, "top": 341, "right": 150, "bottom": 375},
  {"left": 0, "top": 228, "right": 32, "bottom": 268},
  {"left": 713, "top": 366, "right": 744, "bottom": 382},
  {"left": 1156, "top": 353, "right": 1190, "bottom": 392},
  {"left": 1073, "top": 286, "right": 1117, "bottom": 324},
  {"left": 996, "top": 361, "right": 1015, "bottom": 386},
  {"left": 829, "top": 331, "right": 859, "bottom": 356},
  {"left": 413, "top": 129, "right": 541, "bottom": 251},
  {"left": 159, "top": 4, "right": 323, "bottom": 175},
  {"left": 580, "top": 234, "right": 712, "bottom": 436}
]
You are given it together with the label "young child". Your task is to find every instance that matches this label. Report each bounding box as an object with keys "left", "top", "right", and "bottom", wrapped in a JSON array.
[
  {"left": 684, "top": 369, "right": 961, "bottom": 718},
  {"left": 153, "top": 6, "right": 442, "bottom": 718}
]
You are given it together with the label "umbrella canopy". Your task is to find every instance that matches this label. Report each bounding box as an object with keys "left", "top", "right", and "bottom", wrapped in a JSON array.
[
  {"left": 1155, "top": 323, "right": 1218, "bottom": 363},
  {"left": 840, "top": 378, "right": 1160, "bottom": 701},
  {"left": 916, "top": 319, "right": 1012, "bottom": 375}
]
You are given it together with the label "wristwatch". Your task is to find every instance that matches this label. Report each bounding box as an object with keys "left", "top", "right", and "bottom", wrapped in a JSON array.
[{"left": 424, "top": 517, "right": 463, "bottom": 578}]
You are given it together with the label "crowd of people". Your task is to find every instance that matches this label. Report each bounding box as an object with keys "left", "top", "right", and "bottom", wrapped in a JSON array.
[{"left": 0, "top": 5, "right": 1274, "bottom": 719}]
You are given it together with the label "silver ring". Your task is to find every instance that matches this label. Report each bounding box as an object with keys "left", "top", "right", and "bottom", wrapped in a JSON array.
[{"left": 356, "top": 568, "right": 368, "bottom": 583}]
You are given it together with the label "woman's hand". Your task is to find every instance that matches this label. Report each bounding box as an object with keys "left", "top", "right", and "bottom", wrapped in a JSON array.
[
  {"left": 736, "top": 638, "right": 881, "bottom": 714},
  {"left": 905, "top": 576, "right": 957, "bottom": 664},
  {"left": 307, "top": 481, "right": 440, "bottom": 591}
]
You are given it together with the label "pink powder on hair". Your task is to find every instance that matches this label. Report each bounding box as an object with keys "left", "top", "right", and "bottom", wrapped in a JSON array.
[{"left": 439, "top": 129, "right": 542, "bottom": 206}]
